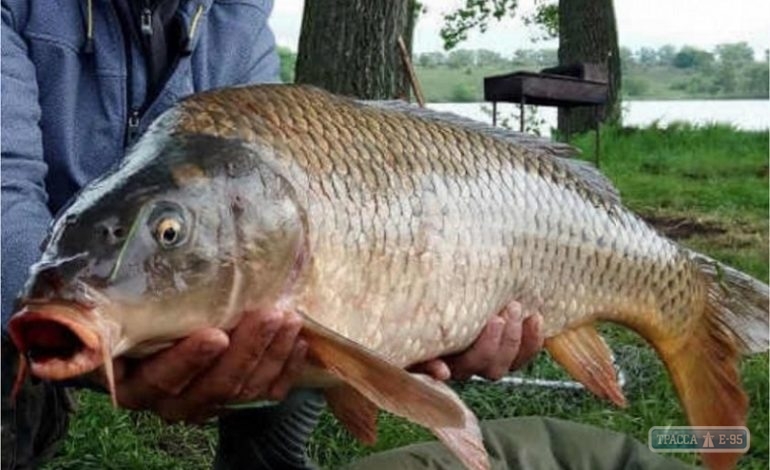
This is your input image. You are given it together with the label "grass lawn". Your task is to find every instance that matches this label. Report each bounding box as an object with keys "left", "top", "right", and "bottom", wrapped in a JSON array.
[
  {"left": 45, "top": 124, "right": 769, "bottom": 469},
  {"left": 416, "top": 65, "right": 532, "bottom": 102}
]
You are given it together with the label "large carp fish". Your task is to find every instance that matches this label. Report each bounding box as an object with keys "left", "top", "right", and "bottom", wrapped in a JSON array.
[{"left": 8, "top": 85, "right": 768, "bottom": 470}]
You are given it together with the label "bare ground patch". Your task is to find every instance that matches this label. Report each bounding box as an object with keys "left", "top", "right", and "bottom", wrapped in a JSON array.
[
  {"left": 642, "top": 213, "right": 768, "bottom": 255},
  {"left": 643, "top": 214, "right": 727, "bottom": 239}
]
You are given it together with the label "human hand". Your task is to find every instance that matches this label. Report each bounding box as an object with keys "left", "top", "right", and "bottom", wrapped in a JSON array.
[
  {"left": 411, "top": 302, "right": 544, "bottom": 381},
  {"left": 97, "top": 310, "right": 307, "bottom": 423}
]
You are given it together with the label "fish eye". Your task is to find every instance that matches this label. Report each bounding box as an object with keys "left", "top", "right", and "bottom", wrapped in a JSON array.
[
  {"left": 147, "top": 202, "right": 189, "bottom": 249},
  {"left": 154, "top": 216, "right": 184, "bottom": 248}
]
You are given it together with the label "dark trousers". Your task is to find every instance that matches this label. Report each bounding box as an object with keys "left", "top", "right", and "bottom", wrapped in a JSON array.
[{"left": 345, "top": 417, "right": 694, "bottom": 470}]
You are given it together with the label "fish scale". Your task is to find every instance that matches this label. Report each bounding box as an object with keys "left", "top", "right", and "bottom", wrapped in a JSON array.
[{"left": 171, "top": 85, "right": 683, "bottom": 361}]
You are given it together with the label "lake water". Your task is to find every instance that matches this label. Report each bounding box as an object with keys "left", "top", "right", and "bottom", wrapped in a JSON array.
[{"left": 428, "top": 100, "right": 769, "bottom": 136}]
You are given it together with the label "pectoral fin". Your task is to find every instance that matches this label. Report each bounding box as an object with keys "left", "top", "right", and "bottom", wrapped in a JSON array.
[
  {"left": 412, "top": 374, "right": 487, "bottom": 470},
  {"left": 545, "top": 324, "right": 627, "bottom": 407},
  {"left": 300, "top": 316, "right": 489, "bottom": 470}
]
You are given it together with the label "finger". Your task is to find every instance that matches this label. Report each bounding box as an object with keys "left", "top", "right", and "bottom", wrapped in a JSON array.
[
  {"left": 116, "top": 329, "right": 227, "bottom": 410},
  {"left": 446, "top": 317, "right": 505, "bottom": 381},
  {"left": 486, "top": 305, "right": 524, "bottom": 380},
  {"left": 510, "top": 314, "right": 544, "bottom": 371},
  {"left": 237, "top": 312, "right": 303, "bottom": 402},
  {"left": 170, "top": 314, "right": 303, "bottom": 423},
  {"left": 154, "top": 311, "right": 287, "bottom": 422},
  {"left": 200, "top": 310, "right": 284, "bottom": 400},
  {"left": 266, "top": 339, "right": 308, "bottom": 401},
  {"left": 409, "top": 359, "right": 452, "bottom": 382},
  {"left": 143, "top": 329, "right": 230, "bottom": 393}
]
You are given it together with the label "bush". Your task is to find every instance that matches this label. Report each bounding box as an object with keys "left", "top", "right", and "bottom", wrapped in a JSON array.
[
  {"left": 624, "top": 77, "right": 650, "bottom": 97},
  {"left": 668, "top": 80, "right": 688, "bottom": 91},
  {"left": 450, "top": 83, "right": 477, "bottom": 102},
  {"left": 278, "top": 47, "right": 296, "bottom": 83}
]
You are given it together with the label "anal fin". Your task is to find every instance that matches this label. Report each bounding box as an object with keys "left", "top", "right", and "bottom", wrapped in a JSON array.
[
  {"left": 545, "top": 324, "right": 627, "bottom": 407},
  {"left": 326, "top": 385, "right": 378, "bottom": 445}
]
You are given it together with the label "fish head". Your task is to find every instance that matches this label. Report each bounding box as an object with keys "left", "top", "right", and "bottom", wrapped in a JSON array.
[{"left": 9, "top": 132, "right": 305, "bottom": 383}]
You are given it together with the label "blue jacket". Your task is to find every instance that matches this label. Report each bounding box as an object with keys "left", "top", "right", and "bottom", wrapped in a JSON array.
[{"left": 1, "top": 0, "right": 280, "bottom": 325}]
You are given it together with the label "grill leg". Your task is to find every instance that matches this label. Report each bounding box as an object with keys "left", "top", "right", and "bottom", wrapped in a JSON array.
[{"left": 594, "top": 107, "right": 601, "bottom": 168}]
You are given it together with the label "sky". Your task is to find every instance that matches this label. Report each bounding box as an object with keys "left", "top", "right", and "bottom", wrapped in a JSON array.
[{"left": 269, "top": 0, "right": 769, "bottom": 57}]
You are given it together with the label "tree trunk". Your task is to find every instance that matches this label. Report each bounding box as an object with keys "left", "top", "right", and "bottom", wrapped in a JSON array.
[
  {"left": 557, "top": 0, "right": 621, "bottom": 136},
  {"left": 296, "top": 0, "right": 413, "bottom": 100}
]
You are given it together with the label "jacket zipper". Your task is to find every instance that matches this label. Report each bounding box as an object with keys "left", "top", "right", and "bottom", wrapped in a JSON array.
[
  {"left": 125, "top": 1, "right": 153, "bottom": 147},
  {"left": 117, "top": 0, "right": 137, "bottom": 148},
  {"left": 127, "top": 109, "right": 141, "bottom": 144},
  {"left": 123, "top": 4, "right": 198, "bottom": 148},
  {"left": 140, "top": 5, "right": 153, "bottom": 37}
]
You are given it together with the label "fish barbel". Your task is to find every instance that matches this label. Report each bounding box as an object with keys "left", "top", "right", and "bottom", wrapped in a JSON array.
[{"left": 8, "top": 85, "right": 768, "bottom": 470}]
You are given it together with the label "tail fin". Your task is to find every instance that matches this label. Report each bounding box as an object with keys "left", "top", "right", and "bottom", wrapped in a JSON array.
[
  {"left": 691, "top": 252, "right": 769, "bottom": 353},
  {"left": 653, "top": 256, "right": 768, "bottom": 470}
]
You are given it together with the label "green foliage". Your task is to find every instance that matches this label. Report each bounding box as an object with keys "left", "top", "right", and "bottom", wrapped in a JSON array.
[
  {"left": 669, "top": 74, "right": 720, "bottom": 96},
  {"left": 447, "top": 49, "right": 476, "bottom": 69},
  {"left": 623, "top": 77, "right": 649, "bottom": 97},
  {"left": 715, "top": 42, "right": 755, "bottom": 66},
  {"left": 440, "top": 0, "right": 557, "bottom": 50},
  {"left": 637, "top": 47, "right": 658, "bottom": 66},
  {"left": 450, "top": 83, "right": 477, "bottom": 102},
  {"left": 672, "top": 46, "right": 714, "bottom": 69},
  {"left": 277, "top": 46, "right": 296, "bottom": 83},
  {"left": 414, "top": 42, "right": 768, "bottom": 102},
  {"left": 476, "top": 48, "right": 506, "bottom": 67},
  {"left": 656, "top": 45, "right": 676, "bottom": 65},
  {"left": 481, "top": 104, "right": 546, "bottom": 135},
  {"left": 511, "top": 48, "right": 557, "bottom": 66},
  {"left": 744, "top": 63, "right": 770, "bottom": 98},
  {"left": 619, "top": 47, "right": 634, "bottom": 72},
  {"left": 417, "top": 51, "right": 445, "bottom": 68},
  {"left": 714, "top": 64, "right": 738, "bottom": 94},
  {"left": 440, "top": 0, "right": 519, "bottom": 50},
  {"left": 616, "top": 43, "right": 767, "bottom": 99},
  {"left": 521, "top": 1, "right": 558, "bottom": 41}
]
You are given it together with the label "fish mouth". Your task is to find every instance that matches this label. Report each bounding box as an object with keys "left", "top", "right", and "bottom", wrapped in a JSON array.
[{"left": 8, "top": 304, "right": 105, "bottom": 380}]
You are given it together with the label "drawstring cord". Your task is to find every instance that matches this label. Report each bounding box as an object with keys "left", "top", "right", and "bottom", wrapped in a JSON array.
[
  {"left": 183, "top": 3, "right": 204, "bottom": 55},
  {"left": 82, "top": 0, "right": 94, "bottom": 54}
]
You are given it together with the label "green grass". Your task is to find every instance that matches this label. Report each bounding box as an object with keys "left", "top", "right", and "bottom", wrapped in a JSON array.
[
  {"left": 415, "top": 65, "right": 536, "bottom": 102},
  {"left": 45, "top": 124, "right": 768, "bottom": 469}
]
